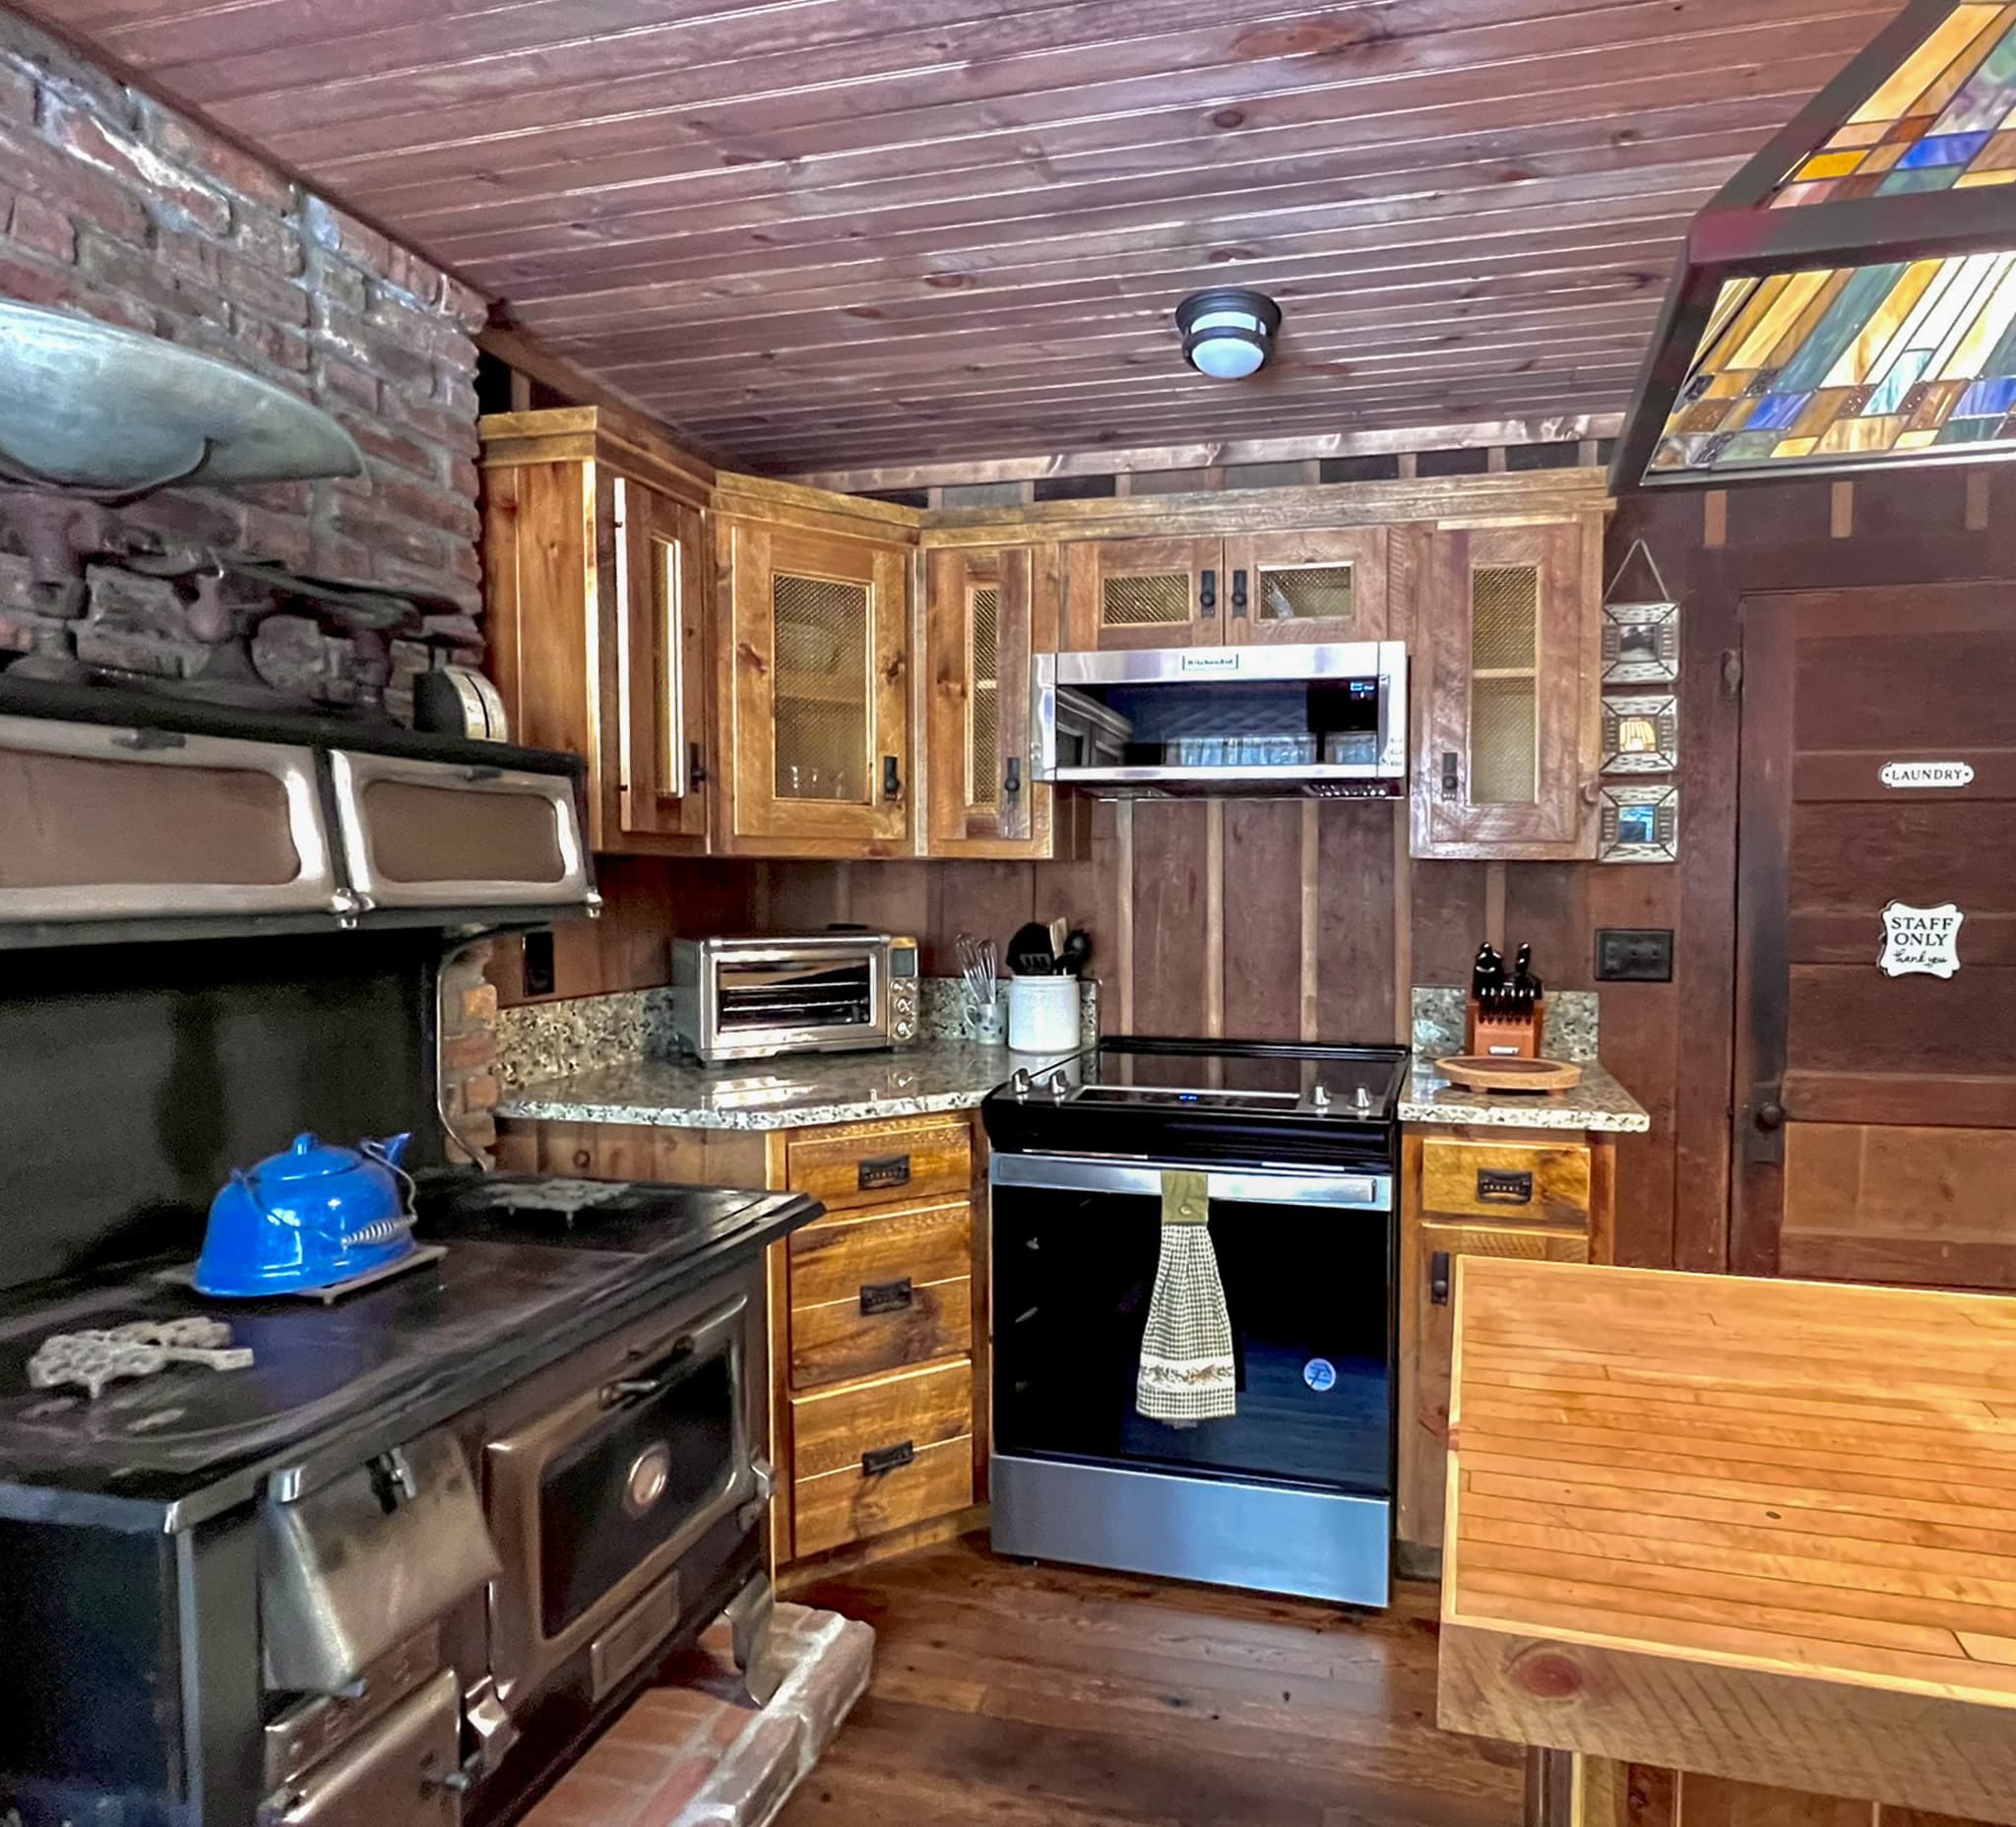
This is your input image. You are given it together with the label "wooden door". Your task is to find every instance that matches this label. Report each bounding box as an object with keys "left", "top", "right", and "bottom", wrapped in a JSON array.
[
  {"left": 1413, "top": 518, "right": 1600, "bottom": 860},
  {"left": 1224, "top": 527, "right": 1390, "bottom": 644},
  {"left": 608, "top": 474, "right": 708, "bottom": 845},
  {"left": 1060, "top": 536, "right": 1223, "bottom": 652},
  {"left": 1733, "top": 585, "right": 2016, "bottom": 1289},
  {"left": 924, "top": 543, "right": 1058, "bottom": 857},
  {"left": 722, "top": 520, "right": 912, "bottom": 853}
]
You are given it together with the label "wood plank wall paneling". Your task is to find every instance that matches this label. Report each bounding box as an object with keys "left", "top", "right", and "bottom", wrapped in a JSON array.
[{"left": 505, "top": 455, "right": 2016, "bottom": 1277}]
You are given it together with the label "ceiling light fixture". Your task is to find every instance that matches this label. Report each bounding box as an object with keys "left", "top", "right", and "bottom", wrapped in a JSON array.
[{"left": 1176, "top": 287, "right": 1281, "bottom": 380}]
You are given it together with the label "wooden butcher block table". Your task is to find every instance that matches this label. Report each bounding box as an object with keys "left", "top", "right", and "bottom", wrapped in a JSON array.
[{"left": 1436, "top": 1258, "right": 2016, "bottom": 1825}]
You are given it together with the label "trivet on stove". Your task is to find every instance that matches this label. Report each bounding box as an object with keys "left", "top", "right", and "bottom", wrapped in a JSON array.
[{"left": 29, "top": 1318, "right": 253, "bottom": 1401}]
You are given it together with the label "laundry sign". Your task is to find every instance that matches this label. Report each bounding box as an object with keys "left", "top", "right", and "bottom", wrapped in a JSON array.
[
  {"left": 1879, "top": 902, "right": 1964, "bottom": 978},
  {"left": 1880, "top": 760, "right": 1975, "bottom": 790}
]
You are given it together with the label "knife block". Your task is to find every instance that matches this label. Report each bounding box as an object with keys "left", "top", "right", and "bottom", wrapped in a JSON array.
[{"left": 1466, "top": 995, "right": 1545, "bottom": 1060}]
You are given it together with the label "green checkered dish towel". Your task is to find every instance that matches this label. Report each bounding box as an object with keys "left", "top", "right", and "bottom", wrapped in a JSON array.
[{"left": 1135, "top": 1169, "right": 1236, "bottom": 1424}]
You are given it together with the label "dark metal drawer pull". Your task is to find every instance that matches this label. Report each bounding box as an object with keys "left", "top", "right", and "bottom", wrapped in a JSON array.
[
  {"left": 857, "top": 1153, "right": 912, "bottom": 1191},
  {"left": 600, "top": 1339, "right": 696, "bottom": 1408},
  {"left": 1477, "top": 1168, "right": 1534, "bottom": 1205},
  {"left": 859, "top": 1278, "right": 913, "bottom": 1315},
  {"left": 861, "top": 1440, "right": 915, "bottom": 1478},
  {"left": 1430, "top": 1250, "right": 1452, "bottom": 1307}
]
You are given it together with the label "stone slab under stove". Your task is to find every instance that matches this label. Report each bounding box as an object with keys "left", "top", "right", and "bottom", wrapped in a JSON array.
[{"left": 523, "top": 1605, "right": 873, "bottom": 1827}]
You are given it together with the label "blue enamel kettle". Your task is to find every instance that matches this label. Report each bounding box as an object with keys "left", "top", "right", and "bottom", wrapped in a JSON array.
[{"left": 194, "top": 1132, "right": 416, "bottom": 1297}]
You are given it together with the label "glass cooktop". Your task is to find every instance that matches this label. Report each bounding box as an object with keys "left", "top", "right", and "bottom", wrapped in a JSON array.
[{"left": 1066, "top": 1038, "right": 1408, "bottom": 1118}]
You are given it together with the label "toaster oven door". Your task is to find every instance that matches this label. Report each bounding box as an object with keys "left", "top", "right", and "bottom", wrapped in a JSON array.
[
  {"left": 704, "top": 944, "right": 889, "bottom": 1057},
  {"left": 483, "top": 1287, "right": 757, "bottom": 1708}
]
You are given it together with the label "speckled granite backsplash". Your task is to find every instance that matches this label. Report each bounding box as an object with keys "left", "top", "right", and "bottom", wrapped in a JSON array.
[
  {"left": 498, "top": 976, "right": 1099, "bottom": 1090},
  {"left": 1412, "top": 986, "right": 1601, "bottom": 1062}
]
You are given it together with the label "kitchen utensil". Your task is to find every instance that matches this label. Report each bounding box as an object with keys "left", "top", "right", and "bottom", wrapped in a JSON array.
[
  {"left": 1008, "top": 919, "right": 1057, "bottom": 976},
  {"left": 1058, "top": 928, "right": 1093, "bottom": 977},
  {"left": 1048, "top": 916, "right": 1068, "bottom": 960},
  {"left": 195, "top": 1131, "right": 416, "bottom": 1297},
  {"left": 1433, "top": 1055, "right": 1583, "bottom": 1094}
]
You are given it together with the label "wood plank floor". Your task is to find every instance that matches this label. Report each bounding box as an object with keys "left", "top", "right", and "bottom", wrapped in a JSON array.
[{"left": 777, "top": 1533, "right": 1527, "bottom": 1827}]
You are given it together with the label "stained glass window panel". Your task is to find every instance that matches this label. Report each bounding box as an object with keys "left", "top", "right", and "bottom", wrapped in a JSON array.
[
  {"left": 1650, "top": 255, "right": 2016, "bottom": 477},
  {"left": 1771, "top": 4, "right": 2016, "bottom": 206}
]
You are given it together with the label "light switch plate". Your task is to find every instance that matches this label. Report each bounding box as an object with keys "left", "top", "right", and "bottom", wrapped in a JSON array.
[{"left": 1596, "top": 927, "right": 1674, "bottom": 982}]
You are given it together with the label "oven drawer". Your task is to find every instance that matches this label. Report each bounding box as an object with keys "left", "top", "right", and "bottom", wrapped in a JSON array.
[
  {"left": 789, "top": 1359, "right": 974, "bottom": 1480},
  {"left": 788, "top": 1199, "right": 974, "bottom": 1388},
  {"left": 1419, "top": 1137, "right": 1590, "bottom": 1226},
  {"left": 786, "top": 1116, "right": 972, "bottom": 1215},
  {"left": 792, "top": 1407, "right": 974, "bottom": 1560}
]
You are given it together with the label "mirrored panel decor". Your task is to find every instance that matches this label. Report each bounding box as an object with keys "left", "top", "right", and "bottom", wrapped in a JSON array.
[
  {"left": 1602, "top": 600, "right": 1681, "bottom": 683},
  {"left": 1602, "top": 696, "right": 1681, "bottom": 775},
  {"left": 1599, "top": 784, "right": 1681, "bottom": 863}
]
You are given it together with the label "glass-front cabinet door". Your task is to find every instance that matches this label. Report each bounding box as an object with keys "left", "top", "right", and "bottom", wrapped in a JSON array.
[
  {"left": 724, "top": 521, "right": 912, "bottom": 852},
  {"left": 1224, "top": 528, "right": 1390, "bottom": 644},
  {"left": 1413, "top": 517, "right": 1602, "bottom": 859},
  {"left": 924, "top": 542, "right": 1059, "bottom": 856},
  {"left": 1061, "top": 536, "right": 1223, "bottom": 652}
]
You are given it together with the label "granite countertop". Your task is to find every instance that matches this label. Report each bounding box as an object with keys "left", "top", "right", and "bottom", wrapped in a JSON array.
[
  {"left": 497, "top": 1039, "right": 1075, "bottom": 1132},
  {"left": 1398, "top": 1059, "right": 1649, "bottom": 1133}
]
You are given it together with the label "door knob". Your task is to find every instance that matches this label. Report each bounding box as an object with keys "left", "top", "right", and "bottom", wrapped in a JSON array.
[{"left": 1755, "top": 1102, "right": 1787, "bottom": 1133}]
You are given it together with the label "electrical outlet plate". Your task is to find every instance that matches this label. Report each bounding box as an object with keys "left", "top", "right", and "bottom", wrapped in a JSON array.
[{"left": 1596, "top": 927, "right": 1675, "bottom": 982}]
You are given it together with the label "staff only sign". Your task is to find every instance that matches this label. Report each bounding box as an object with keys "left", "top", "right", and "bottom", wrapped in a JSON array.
[{"left": 1879, "top": 902, "right": 1965, "bottom": 979}]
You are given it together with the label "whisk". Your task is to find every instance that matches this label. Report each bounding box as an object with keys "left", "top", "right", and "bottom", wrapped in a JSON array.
[{"left": 956, "top": 931, "right": 998, "bottom": 1017}]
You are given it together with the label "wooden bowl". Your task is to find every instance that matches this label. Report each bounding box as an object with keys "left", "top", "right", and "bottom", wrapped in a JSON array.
[{"left": 1433, "top": 1055, "right": 1584, "bottom": 1094}]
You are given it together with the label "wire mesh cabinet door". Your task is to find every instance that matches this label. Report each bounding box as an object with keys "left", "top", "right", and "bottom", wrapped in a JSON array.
[
  {"left": 1061, "top": 536, "right": 1224, "bottom": 652},
  {"left": 1223, "top": 527, "right": 1390, "bottom": 645},
  {"left": 924, "top": 542, "right": 1059, "bottom": 856},
  {"left": 724, "top": 520, "right": 914, "bottom": 853},
  {"left": 1413, "top": 517, "right": 1603, "bottom": 859}
]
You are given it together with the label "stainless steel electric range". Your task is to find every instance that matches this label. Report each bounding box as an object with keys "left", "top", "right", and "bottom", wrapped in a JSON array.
[{"left": 982, "top": 1037, "right": 1408, "bottom": 1608}]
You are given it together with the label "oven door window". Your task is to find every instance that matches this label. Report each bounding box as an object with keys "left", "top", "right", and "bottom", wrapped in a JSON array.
[
  {"left": 537, "top": 1348, "right": 738, "bottom": 1636},
  {"left": 1055, "top": 676, "right": 1383, "bottom": 772},
  {"left": 993, "top": 1182, "right": 1390, "bottom": 1494},
  {"left": 715, "top": 957, "right": 873, "bottom": 1035}
]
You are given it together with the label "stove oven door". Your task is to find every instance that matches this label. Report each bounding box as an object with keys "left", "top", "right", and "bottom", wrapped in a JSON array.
[{"left": 483, "top": 1286, "right": 758, "bottom": 1709}]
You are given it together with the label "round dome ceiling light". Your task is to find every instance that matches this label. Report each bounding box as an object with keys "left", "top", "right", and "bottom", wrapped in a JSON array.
[{"left": 1176, "top": 286, "right": 1281, "bottom": 380}]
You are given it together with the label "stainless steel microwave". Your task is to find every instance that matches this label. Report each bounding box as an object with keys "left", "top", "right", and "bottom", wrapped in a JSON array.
[
  {"left": 1032, "top": 641, "right": 1408, "bottom": 798},
  {"left": 670, "top": 932, "right": 920, "bottom": 1063}
]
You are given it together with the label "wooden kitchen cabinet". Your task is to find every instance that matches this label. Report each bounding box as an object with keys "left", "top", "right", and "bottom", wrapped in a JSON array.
[
  {"left": 1061, "top": 529, "right": 1391, "bottom": 652},
  {"left": 1395, "top": 1127, "right": 1611, "bottom": 1570},
  {"left": 714, "top": 480, "right": 915, "bottom": 857},
  {"left": 494, "top": 1106, "right": 983, "bottom": 1578},
  {"left": 1412, "top": 514, "right": 1604, "bottom": 859},
  {"left": 479, "top": 406, "right": 712, "bottom": 855},
  {"left": 923, "top": 541, "right": 1061, "bottom": 857}
]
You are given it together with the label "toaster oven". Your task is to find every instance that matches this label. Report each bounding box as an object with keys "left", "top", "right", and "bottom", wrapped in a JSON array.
[{"left": 671, "top": 933, "right": 920, "bottom": 1063}]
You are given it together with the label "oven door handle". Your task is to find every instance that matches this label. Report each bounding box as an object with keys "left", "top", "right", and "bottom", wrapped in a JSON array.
[
  {"left": 601, "top": 1338, "right": 696, "bottom": 1409},
  {"left": 991, "top": 1154, "right": 1392, "bottom": 1211}
]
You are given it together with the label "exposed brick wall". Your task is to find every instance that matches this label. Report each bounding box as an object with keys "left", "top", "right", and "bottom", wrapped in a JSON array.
[
  {"left": 0, "top": 10, "right": 488, "bottom": 616},
  {"left": 440, "top": 942, "right": 501, "bottom": 1166}
]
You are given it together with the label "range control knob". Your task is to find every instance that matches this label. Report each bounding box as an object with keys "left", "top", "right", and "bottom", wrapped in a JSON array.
[
  {"left": 1354, "top": 1084, "right": 1373, "bottom": 1113},
  {"left": 1047, "top": 1072, "right": 1068, "bottom": 1101},
  {"left": 1309, "top": 1083, "right": 1331, "bottom": 1111},
  {"left": 1010, "top": 1068, "right": 1034, "bottom": 1101}
]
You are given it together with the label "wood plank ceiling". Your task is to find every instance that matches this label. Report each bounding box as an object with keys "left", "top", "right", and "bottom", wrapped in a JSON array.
[{"left": 38, "top": 0, "right": 1910, "bottom": 476}]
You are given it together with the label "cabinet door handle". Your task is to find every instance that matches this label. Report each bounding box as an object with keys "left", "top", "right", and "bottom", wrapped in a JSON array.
[
  {"left": 1199, "top": 569, "right": 1218, "bottom": 617},
  {"left": 882, "top": 754, "right": 902, "bottom": 801},
  {"left": 1441, "top": 752, "right": 1461, "bottom": 799},
  {"left": 1430, "top": 1250, "right": 1452, "bottom": 1307},
  {"left": 1004, "top": 755, "right": 1022, "bottom": 796},
  {"left": 861, "top": 1440, "right": 915, "bottom": 1477},
  {"left": 688, "top": 741, "right": 708, "bottom": 788},
  {"left": 1230, "top": 569, "right": 1249, "bottom": 618}
]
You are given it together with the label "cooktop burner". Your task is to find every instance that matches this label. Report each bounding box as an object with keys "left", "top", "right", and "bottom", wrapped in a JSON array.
[{"left": 984, "top": 1037, "right": 1409, "bottom": 1168}]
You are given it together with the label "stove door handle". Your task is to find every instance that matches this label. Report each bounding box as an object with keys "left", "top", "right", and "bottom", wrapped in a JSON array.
[{"left": 602, "top": 1339, "right": 696, "bottom": 1409}]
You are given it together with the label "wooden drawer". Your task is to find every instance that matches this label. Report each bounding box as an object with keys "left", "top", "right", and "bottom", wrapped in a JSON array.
[
  {"left": 785, "top": 1114, "right": 972, "bottom": 1215},
  {"left": 793, "top": 1433, "right": 974, "bottom": 1559},
  {"left": 1420, "top": 1136, "right": 1591, "bottom": 1226},
  {"left": 788, "top": 1198, "right": 974, "bottom": 1388},
  {"left": 789, "top": 1358, "right": 974, "bottom": 1480}
]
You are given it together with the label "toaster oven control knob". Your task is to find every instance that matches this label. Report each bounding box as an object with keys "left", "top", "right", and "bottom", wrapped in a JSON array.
[
  {"left": 893, "top": 1017, "right": 915, "bottom": 1040},
  {"left": 1010, "top": 1069, "right": 1034, "bottom": 1100}
]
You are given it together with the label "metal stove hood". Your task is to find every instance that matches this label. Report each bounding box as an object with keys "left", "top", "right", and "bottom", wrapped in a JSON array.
[{"left": 1612, "top": 0, "right": 2016, "bottom": 491}]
